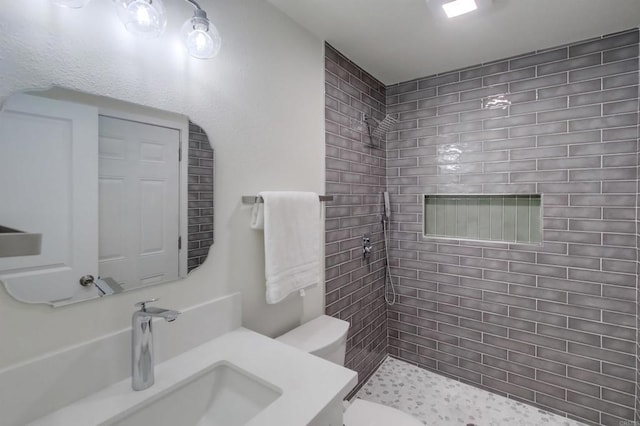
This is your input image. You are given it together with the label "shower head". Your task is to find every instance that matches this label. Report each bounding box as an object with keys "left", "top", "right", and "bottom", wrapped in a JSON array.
[
  {"left": 383, "top": 191, "right": 391, "bottom": 221},
  {"left": 365, "top": 114, "right": 398, "bottom": 146},
  {"left": 370, "top": 114, "right": 398, "bottom": 139}
]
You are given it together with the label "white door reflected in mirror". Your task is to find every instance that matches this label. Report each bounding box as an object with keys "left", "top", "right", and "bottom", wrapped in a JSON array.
[{"left": 98, "top": 116, "right": 181, "bottom": 291}]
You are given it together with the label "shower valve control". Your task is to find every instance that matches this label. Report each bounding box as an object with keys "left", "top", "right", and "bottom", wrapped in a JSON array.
[{"left": 363, "top": 234, "right": 372, "bottom": 261}]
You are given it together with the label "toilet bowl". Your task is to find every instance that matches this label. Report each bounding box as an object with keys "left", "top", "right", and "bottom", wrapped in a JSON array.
[{"left": 276, "top": 315, "right": 423, "bottom": 426}]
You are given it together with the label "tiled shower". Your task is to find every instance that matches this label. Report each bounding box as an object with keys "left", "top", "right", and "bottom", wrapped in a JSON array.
[
  {"left": 325, "top": 44, "right": 388, "bottom": 383},
  {"left": 325, "top": 29, "right": 640, "bottom": 425}
]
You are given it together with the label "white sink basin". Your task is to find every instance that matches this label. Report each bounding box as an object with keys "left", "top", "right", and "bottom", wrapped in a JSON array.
[
  {"left": 25, "top": 328, "right": 357, "bottom": 426},
  {"left": 111, "top": 362, "right": 282, "bottom": 426}
]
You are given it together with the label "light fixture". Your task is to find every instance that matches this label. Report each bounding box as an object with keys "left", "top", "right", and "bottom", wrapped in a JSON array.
[
  {"left": 180, "top": 6, "right": 222, "bottom": 59},
  {"left": 441, "top": 0, "right": 477, "bottom": 18},
  {"left": 426, "top": 0, "right": 491, "bottom": 19},
  {"left": 51, "top": 0, "right": 222, "bottom": 59},
  {"left": 51, "top": 0, "right": 90, "bottom": 7},
  {"left": 114, "top": 0, "right": 167, "bottom": 38}
]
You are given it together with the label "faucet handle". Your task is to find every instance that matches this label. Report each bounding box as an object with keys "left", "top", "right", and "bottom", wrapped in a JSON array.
[{"left": 135, "top": 299, "right": 159, "bottom": 311}]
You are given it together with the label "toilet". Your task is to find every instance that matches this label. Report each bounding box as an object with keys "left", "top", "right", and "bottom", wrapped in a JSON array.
[{"left": 277, "top": 315, "right": 423, "bottom": 426}]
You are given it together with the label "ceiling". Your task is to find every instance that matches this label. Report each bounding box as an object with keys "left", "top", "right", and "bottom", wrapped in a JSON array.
[{"left": 266, "top": 0, "right": 640, "bottom": 85}]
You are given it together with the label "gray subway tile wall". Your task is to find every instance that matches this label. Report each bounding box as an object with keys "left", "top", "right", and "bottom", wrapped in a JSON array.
[
  {"left": 324, "top": 44, "right": 388, "bottom": 386},
  {"left": 636, "top": 51, "right": 640, "bottom": 426},
  {"left": 187, "top": 122, "right": 214, "bottom": 271},
  {"left": 383, "top": 30, "right": 639, "bottom": 425}
]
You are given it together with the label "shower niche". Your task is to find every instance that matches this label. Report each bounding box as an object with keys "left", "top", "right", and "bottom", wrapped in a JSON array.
[{"left": 423, "top": 194, "right": 542, "bottom": 245}]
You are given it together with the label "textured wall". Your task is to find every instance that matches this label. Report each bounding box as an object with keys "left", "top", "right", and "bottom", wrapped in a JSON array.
[
  {"left": 187, "top": 121, "right": 214, "bottom": 272},
  {"left": 385, "top": 30, "right": 639, "bottom": 425},
  {"left": 0, "top": 0, "right": 325, "bottom": 368},
  {"left": 324, "top": 44, "right": 388, "bottom": 384}
]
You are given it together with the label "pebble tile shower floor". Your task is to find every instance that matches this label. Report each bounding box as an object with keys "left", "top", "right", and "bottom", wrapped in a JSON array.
[{"left": 355, "top": 357, "right": 586, "bottom": 426}]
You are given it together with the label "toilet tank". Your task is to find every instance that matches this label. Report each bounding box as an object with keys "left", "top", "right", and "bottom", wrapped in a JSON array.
[{"left": 276, "top": 315, "right": 350, "bottom": 366}]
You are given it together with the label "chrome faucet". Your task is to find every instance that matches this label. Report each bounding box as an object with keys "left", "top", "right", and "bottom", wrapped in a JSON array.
[{"left": 132, "top": 299, "right": 180, "bottom": 391}]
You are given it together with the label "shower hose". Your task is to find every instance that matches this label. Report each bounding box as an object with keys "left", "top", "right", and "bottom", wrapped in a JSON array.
[{"left": 382, "top": 217, "right": 397, "bottom": 305}]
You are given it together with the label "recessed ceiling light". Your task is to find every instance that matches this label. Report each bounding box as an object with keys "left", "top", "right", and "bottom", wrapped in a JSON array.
[
  {"left": 426, "top": 0, "right": 491, "bottom": 19},
  {"left": 441, "top": 0, "right": 478, "bottom": 18}
]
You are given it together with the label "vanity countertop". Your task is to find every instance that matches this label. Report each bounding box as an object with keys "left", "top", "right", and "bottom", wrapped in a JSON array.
[{"left": 29, "top": 327, "right": 358, "bottom": 426}]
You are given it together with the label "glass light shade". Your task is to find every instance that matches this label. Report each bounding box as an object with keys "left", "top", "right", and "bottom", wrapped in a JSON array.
[
  {"left": 113, "top": 0, "right": 167, "bottom": 38},
  {"left": 52, "top": 0, "right": 90, "bottom": 8},
  {"left": 181, "top": 14, "right": 221, "bottom": 59}
]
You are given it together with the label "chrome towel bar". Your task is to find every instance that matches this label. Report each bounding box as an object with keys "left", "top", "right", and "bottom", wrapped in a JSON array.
[{"left": 242, "top": 195, "right": 333, "bottom": 204}]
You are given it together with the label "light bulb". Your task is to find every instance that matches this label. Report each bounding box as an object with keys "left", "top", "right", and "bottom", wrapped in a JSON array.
[
  {"left": 135, "top": 4, "right": 152, "bottom": 27},
  {"left": 195, "top": 32, "right": 208, "bottom": 51},
  {"left": 52, "top": 0, "right": 90, "bottom": 7},
  {"left": 181, "top": 11, "right": 221, "bottom": 60},
  {"left": 113, "top": 0, "right": 167, "bottom": 38}
]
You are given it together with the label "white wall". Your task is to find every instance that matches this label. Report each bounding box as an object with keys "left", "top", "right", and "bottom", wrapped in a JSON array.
[{"left": 0, "top": 0, "right": 325, "bottom": 369}]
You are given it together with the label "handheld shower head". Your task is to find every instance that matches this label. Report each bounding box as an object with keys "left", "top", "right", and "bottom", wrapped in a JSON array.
[{"left": 383, "top": 191, "right": 391, "bottom": 221}]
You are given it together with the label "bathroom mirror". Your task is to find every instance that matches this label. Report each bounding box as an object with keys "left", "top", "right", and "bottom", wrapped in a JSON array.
[{"left": 0, "top": 88, "right": 214, "bottom": 307}]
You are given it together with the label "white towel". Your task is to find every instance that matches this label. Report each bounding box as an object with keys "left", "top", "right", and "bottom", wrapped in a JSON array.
[{"left": 251, "top": 191, "right": 321, "bottom": 304}]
